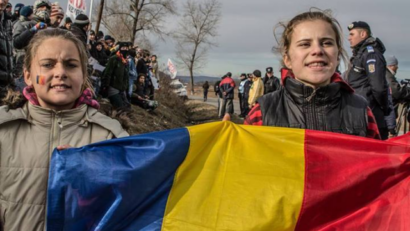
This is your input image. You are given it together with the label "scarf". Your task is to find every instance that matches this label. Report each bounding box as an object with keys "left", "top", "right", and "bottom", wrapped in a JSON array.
[{"left": 23, "top": 86, "right": 100, "bottom": 109}]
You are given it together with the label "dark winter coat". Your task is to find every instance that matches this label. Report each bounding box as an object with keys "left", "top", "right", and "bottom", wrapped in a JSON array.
[
  {"left": 219, "top": 77, "right": 235, "bottom": 99},
  {"left": 386, "top": 69, "right": 410, "bottom": 107},
  {"left": 70, "top": 24, "right": 87, "bottom": 48},
  {"left": 243, "top": 79, "right": 252, "bottom": 100},
  {"left": 91, "top": 49, "right": 109, "bottom": 66},
  {"left": 258, "top": 75, "right": 369, "bottom": 137},
  {"left": 12, "top": 17, "right": 36, "bottom": 78},
  {"left": 346, "top": 37, "right": 389, "bottom": 129},
  {"left": 0, "top": 13, "right": 13, "bottom": 86},
  {"left": 101, "top": 55, "right": 129, "bottom": 92},
  {"left": 264, "top": 75, "right": 281, "bottom": 94}
]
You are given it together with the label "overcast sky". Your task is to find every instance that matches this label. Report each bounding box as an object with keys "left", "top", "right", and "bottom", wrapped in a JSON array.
[{"left": 16, "top": 0, "right": 410, "bottom": 79}]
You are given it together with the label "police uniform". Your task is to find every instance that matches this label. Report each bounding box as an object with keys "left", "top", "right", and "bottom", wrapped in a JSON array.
[{"left": 346, "top": 21, "right": 389, "bottom": 136}]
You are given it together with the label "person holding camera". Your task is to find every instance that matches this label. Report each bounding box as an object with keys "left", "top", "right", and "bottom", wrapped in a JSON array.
[{"left": 385, "top": 56, "right": 410, "bottom": 111}]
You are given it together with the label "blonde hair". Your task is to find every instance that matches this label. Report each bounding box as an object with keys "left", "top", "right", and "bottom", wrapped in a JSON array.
[
  {"left": 24, "top": 28, "right": 94, "bottom": 93},
  {"left": 274, "top": 8, "right": 348, "bottom": 68}
]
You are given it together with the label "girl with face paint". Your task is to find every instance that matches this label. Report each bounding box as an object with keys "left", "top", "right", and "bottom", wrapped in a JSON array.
[{"left": 0, "top": 29, "right": 128, "bottom": 230}]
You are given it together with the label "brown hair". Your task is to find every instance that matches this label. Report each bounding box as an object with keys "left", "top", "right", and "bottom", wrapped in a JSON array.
[
  {"left": 4, "top": 29, "right": 94, "bottom": 108},
  {"left": 274, "top": 8, "right": 348, "bottom": 68}
]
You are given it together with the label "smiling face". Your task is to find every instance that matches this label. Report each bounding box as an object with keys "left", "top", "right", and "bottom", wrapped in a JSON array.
[
  {"left": 283, "top": 19, "right": 339, "bottom": 88},
  {"left": 24, "top": 37, "right": 84, "bottom": 111}
]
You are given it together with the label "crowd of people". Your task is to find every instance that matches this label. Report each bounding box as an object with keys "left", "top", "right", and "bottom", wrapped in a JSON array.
[
  {"left": 0, "top": 0, "right": 160, "bottom": 111},
  {"left": 214, "top": 15, "right": 409, "bottom": 141}
]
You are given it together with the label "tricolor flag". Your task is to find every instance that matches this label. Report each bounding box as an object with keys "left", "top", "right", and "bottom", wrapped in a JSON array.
[{"left": 46, "top": 122, "right": 410, "bottom": 231}]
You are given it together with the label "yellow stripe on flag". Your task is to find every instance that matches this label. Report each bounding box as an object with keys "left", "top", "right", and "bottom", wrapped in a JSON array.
[{"left": 162, "top": 122, "right": 305, "bottom": 231}]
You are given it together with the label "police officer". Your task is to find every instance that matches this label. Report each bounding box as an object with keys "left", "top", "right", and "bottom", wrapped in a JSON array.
[
  {"left": 263, "top": 67, "right": 280, "bottom": 94},
  {"left": 346, "top": 21, "right": 390, "bottom": 139}
]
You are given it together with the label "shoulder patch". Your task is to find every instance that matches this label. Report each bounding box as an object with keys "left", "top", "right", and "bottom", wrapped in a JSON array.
[
  {"left": 366, "top": 59, "right": 376, "bottom": 64},
  {"left": 366, "top": 46, "right": 374, "bottom": 53},
  {"left": 368, "top": 63, "right": 375, "bottom": 73}
]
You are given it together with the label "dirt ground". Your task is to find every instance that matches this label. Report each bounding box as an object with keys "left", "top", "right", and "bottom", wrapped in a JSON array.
[{"left": 98, "top": 83, "right": 243, "bottom": 136}]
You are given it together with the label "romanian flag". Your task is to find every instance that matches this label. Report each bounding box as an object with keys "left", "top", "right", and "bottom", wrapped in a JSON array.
[{"left": 46, "top": 122, "right": 410, "bottom": 231}]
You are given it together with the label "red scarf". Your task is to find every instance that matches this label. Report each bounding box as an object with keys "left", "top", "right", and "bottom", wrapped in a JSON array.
[
  {"left": 116, "top": 51, "right": 127, "bottom": 65},
  {"left": 23, "top": 86, "right": 100, "bottom": 109}
]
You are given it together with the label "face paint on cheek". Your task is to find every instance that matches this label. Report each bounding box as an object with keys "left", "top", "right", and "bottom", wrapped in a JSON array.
[{"left": 36, "top": 75, "right": 46, "bottom": 85}]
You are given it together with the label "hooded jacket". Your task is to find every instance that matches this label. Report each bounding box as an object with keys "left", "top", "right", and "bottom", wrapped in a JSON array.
[
  {"left": 346, "top": 37, "right": 389, "bottom": 129},
  {"left": 0, "top": 102, "right": 128, "bottom": 231}
]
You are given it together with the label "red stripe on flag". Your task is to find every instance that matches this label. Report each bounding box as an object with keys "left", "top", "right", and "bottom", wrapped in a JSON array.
[{"left": 295, "top": 130, "right": 410, "bottom": 231}]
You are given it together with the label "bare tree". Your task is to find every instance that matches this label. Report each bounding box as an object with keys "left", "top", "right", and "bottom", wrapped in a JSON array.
[
  {"left": 174, "top": 0, "right": 221, "bottom": 95},
  {"left": 101, "top": 0, "right": 177, "bottom": 43}
]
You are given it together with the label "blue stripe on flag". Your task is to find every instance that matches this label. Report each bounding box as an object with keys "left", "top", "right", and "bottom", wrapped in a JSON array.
[{"left": 47, "top": 128, "right": 190, "bottom": 231}]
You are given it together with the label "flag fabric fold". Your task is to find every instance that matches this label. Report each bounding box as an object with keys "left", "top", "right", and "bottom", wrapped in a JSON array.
[{"left": 46, "top": 122, "right": 410, "bottom": 231}]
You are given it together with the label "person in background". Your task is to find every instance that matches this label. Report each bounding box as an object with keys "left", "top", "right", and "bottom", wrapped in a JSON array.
[
  {"left": 91, "top": 41, "right": 108, "bottom": 66},
  {"left": 50, "top": 2, "right": 64, "bottom": 28},
  {"left": 33, "top": 0, "right": 51, "bottom": 26},
  {"left": 242, "top": 73, "right": 253, "bottom": 117},
  {"left": 0, "top": 0, "right": 14, "bottom": 102},
  {"left": 60, "top": 16, "right": 71, "bottom": 30},
  {"left": 214, "top": 77, "right": 223, "bottom": 114},
  {"left": 5, "top": 2, "right": 12, "bottom": 17},
  {"left": 219, "top": 72, "right": 235, "bottom": 118},
  {"left": 346, "top": 21, "right": 389, "bottom": 139},
  {"left": 70, "top": 13, "right": 90, "bottom": 48},
  {"left": 101, "top": 42, "right": 130, "bottom": 109},
  {"left": 248, "top": 70, "right": 264, "bottom": 109},
  {"left": 385, "top": 56, "right": 410, "bottom": 115},
  {"left": 263, "top": 66, "right": 280, "bottom": 94},
  {"left": 128, "top": 49, "right": 138, "bottom": 99},
  {"left": 0, "top": 29, "right": 128, "bottom": 231},
  {"left": 12, "top": 5, "right": 38, "bottom": 90},
  {"left": 130, "top": 73, "right": 157, "bottom": 111},
  {"left": 202, "top": 81, "right": 209, "bottom": 102},
  {"left": 245, "top": 10, "right": 380, "bottom": 139},
  {"left": 104, "top": 35, "right": 116, "bottom": 55},
  {"left": 238, "top": 73, "right": 248, "bottom": 117},
  {"left": 97, "top": 30, "right": 104, "bottom": 41},
  {"left": 151, "top": 54, "right": 159, "bottom": 80},
  {"left": 11, "top": 3, "right": 24, "bottom": 23}
]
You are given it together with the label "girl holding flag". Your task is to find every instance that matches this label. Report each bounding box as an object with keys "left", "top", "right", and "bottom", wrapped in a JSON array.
[
  {"left": 245, "top": 10, "right": 380, "bottom": 139},
  {"left": 0, "top": 29, "right": 128, "bottom": 230}
]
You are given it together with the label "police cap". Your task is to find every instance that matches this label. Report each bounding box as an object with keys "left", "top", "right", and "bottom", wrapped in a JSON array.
[
  {"left": 266, "top": 67, "right": 273, "bottom": 73},
  {"left": 348, "top": 21, "right": 372, "bottom": 35}
]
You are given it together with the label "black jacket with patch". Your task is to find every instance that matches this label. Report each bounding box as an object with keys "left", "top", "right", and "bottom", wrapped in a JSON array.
[{"left": 346, "top": 37, "right": 389, "bottom": 128}]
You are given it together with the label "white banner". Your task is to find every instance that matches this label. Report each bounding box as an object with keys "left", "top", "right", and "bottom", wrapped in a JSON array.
[
  {"left": 167, "top": 59, "right": 177, "bottom": 79},
  {"left": 66, "top": 0, "right": 87, "bottom": 21}
]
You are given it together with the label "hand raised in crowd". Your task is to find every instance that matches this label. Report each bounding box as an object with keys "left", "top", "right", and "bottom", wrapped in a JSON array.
[{"left": 30, "top": 22, "right": 47, "bottom": 32}]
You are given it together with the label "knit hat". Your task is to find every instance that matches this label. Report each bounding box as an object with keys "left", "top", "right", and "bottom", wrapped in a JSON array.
[
  {"left": 386, "top": 56, "right": 398, "bottom": 66},
  {"left": 74, "top": 14, "right": 90, "bottom": 26},
  {"left": 50, "top": 3, "right": 64, "bottom": 17},
  {"left": 253, "top": 70, "right": 262, "bottom": 77},
  {"left": 65, "top": 17, "right": 72, "bottom": 24},
  {"left": 34, "top": 0, "right": 51, "bottom": 11},
  {"left": 6, "top": 3, "right": 12, "bottom": 9},
  {"left": 89, "top": 30, "right": 95, "bottom": 35},
  {"left": 20, "top": 6, "right": 33, "bottom": 18},
  {"left": 14, "top": 3, "right": 24, "bottom": 13}
]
